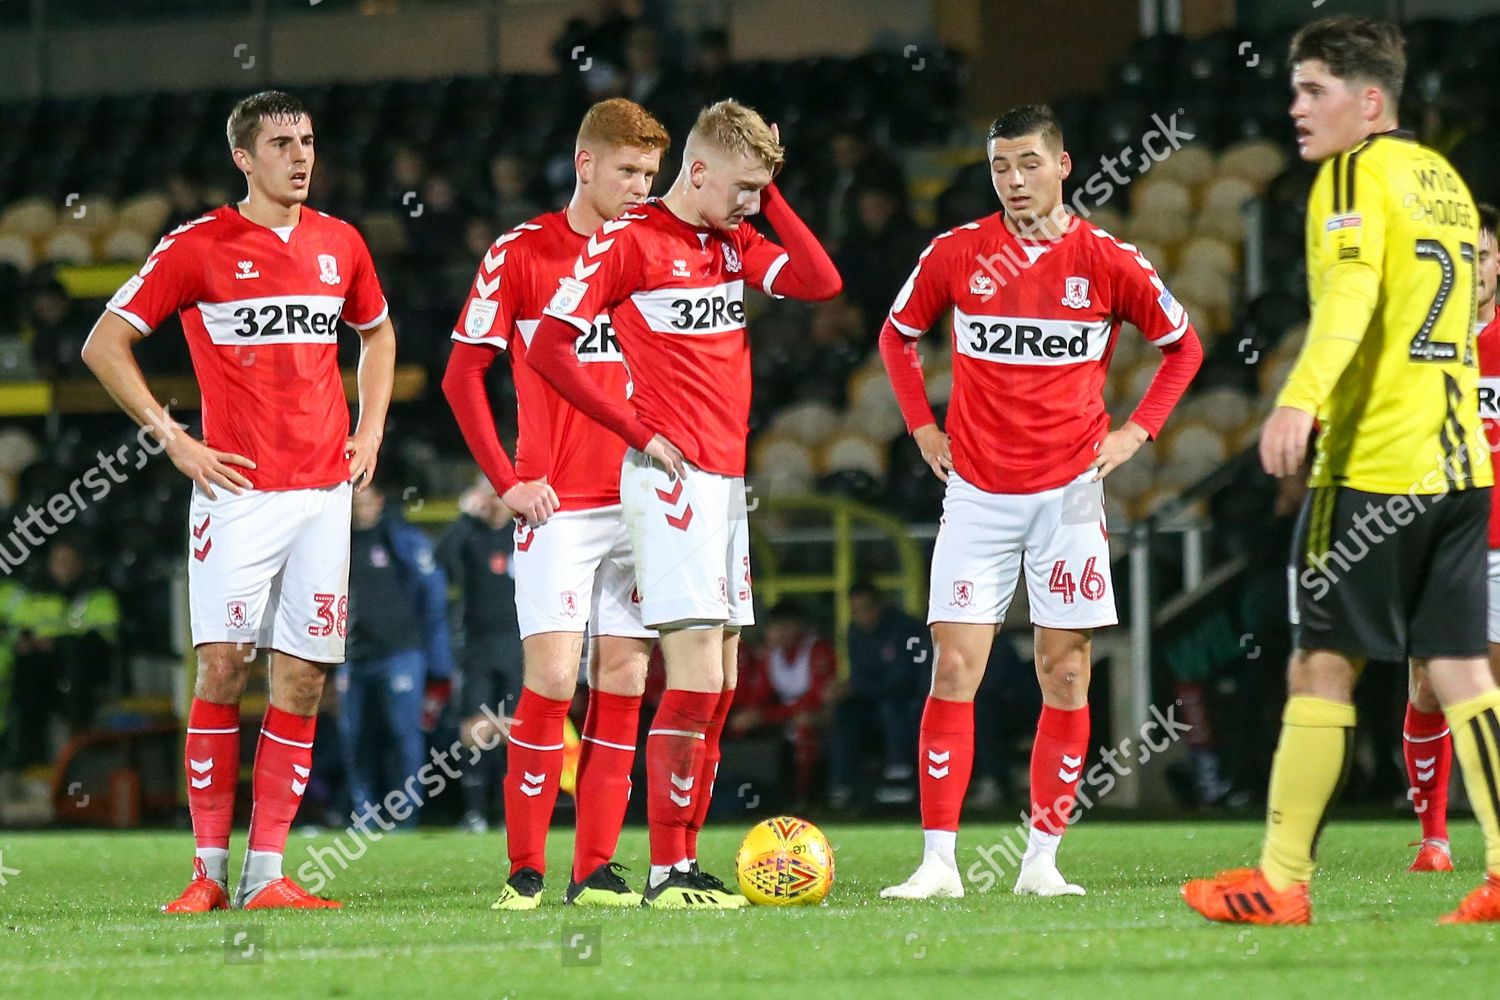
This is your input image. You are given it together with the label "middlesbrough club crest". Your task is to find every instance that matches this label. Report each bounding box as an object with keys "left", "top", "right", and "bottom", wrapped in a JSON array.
[
  {"left": 226, "top": 601, "right": 248, "bottom": 629},
  {"left": 953, "top": 580, "right": 974, "bottom": 608},
  {"left": 561, "top": 590, "right": 579, "bottom": 617},
  {"left": 1060, "top": 276, "right": 1092, "bottom": 309},
  {"left": 318, "top": 253, "right": 341, "bottom": 285}
]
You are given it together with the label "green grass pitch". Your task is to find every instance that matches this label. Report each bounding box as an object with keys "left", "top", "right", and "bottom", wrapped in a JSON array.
[{"left": 3, "top": 819, "right": 1499, "bottom": 998}]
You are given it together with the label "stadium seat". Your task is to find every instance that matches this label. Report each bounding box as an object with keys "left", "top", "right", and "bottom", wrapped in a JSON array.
[
  {"left": 751, "top": 434, "right": 817, "bottom": 498},
  {"left": 1215, "top": 139, "right": 1287, "bottom": 187},
  {"left": 847, "top": 363, "right": 898, "bottom": 413},
  {"left": 1176, "top": 235, "right": 1237, "bottom": 276},
  {"left": 116, "top": 193, "right": 172, "bottom": 236},
  {"left": 1201, "top": 175, "right": 1258, "bottom": 214},
  {"left": 1182, "top": 386, "right": 1256, "bottom": 439},
  {"left": 1148, "top": 144, "right": 1216, "bottom": 189},
  {"left": 43, "top": 228, "right": 94, "bottom": 264},
  {"left": 821, "top": 431, "right": 888, "bottom": 478},
  {"left": 846, "top": 396, "right": 907, "bottom": 443},
  {"left": 1132, "top": 178, "right": 1193, "bottom": 219},
  {"left": 1, "top": 197, "right": 58, "bottom": 239},
  {"left": 771, "top": 400, "right": 842, "bottom": 448},
  {"left": 0, "top": 233, "right": 34, "bottom": 271},
  {"left": 101, "top": 227, "right": 152, "bottom": 262}
]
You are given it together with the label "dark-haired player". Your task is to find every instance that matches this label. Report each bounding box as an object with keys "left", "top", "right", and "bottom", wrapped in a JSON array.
[
  {"left": 1183, "top": 17, "right": 1500, "bottom": 925},
  {"left": 83, "top": 91, "right": 396, "bottom": 911},
  {"left": 877, "top": 104, "right": 1202, "bottom": 900},
  {"left": 1400, "top": 201, "right": 1500, "bottom": 873}
]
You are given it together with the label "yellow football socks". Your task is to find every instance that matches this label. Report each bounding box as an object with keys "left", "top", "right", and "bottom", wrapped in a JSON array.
[
  {"left": 1259, "top": 695, "right": 1356, "bottom": 892},
  {"left": 1444, "top": 690, "right": 1500, "bottom": 875}
]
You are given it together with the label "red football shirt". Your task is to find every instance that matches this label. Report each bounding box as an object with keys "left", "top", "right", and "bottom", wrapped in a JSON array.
[
  {"left": 1476, "top": 313, "right": 1500, "bottom": 548},
  {"left": 106, "top": 205, "right": 388, "bottom": 491},
  {"left": 888, "top": 213, "right": 1190, "bottom": 494},
  {"left": 539, "top": 198, "right": 790, "bottom": 477},
  {"left": 451, "top": 210, "right": 631, "bottom": 509}
]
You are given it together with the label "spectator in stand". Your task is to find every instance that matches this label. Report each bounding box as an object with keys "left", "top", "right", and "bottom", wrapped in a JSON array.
[
  {"left": 730, "top": 601, "right": 838, "bottom": 808},
  {"left": 436, "top": 476, "right": 523, "bottom": 833},
  {"left": 26, "top": 276, "right": 94, "bottom": 380},
  {"left": 835, "top": 183, "right": 928, "bottom": 329},
  {"left": 487, "top": 153, "right": 546, "bottom": 230},
  {"left": 6, "top": 536, "right": 120, "bottom": 766},
  {"left": 827, "top": 582, "right": 926, "bottom": 809},
  {"left": 807, "top": 123, "right": 908, "bottom": 249},
  {"left": 686, "top": 28, "right": 740, "bottom": 109},
  {"left": 339, "top": 480, "right": 454, "bottom": 828},
  {"left": 622, "top": 24, "right": 691, "bottom": 137}
]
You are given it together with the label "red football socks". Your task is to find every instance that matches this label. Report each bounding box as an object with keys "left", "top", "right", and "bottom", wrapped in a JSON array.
[
  {"left": 185, "top": 698, "right": 240, "bottom": 851},
  {"left": 685, "top": 686, "right": 735, "bottom": 861},
  {"left": 918, "top": 696, "right": 975, "bottom": 832},
  {"left": 504, "top": 686, "right": 570, "bottom": 875},
  {"left": 572, "top": 689, "right": 641, "bottom": 882},
  {"left": 645, "top": 689, "right": 718, "bottom": 866},
  {"left": 1030, "top": 704, "right": 1090, "bottom": 834},
  {"left": 1404, "top": 702, "right": 1452, "bottom": 842},
  {"left": 247, "top": 705, "right": 315, "bottom": 854}
]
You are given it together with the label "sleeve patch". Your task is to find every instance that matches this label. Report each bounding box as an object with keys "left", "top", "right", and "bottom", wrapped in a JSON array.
[
  {"left": 1325, "top": 213, "right": 1363, "bottom": 232},
  {"left": 1157, "top": 287, "right": 1185, "bottom": 327},
  {"left": 109, "top": 275, "right": 145, "bottom": 310},
  {"left": 548, "top": 277, "right": 589, "bottom": 315},
  {"left": 464, "top": 299, "right": 499, "bottom": 338}
]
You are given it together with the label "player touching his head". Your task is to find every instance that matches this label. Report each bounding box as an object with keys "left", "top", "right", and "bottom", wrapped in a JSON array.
[
  {"left": 877, "top": 104, "right": 1202, "bottom": 901},
  {"left": 1400, "top": 201, "right": 1500, "bottom": 874},
  {"left": 528, "top": 99, "right": 842, "bottom": 908},
  {"left": 1183, "top": 17, "right": 1500, "bottom": 925},
  {"left": 442, "top": 98, "right": 669, "bottom": 909},
  {"left": 82, "top": 91, "right": 396, "bottom": 911}
]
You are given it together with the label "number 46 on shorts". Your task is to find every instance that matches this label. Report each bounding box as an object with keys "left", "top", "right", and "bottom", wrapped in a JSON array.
[{"left": 1048, "top": 557, "right": 1107, "bottom": 604}]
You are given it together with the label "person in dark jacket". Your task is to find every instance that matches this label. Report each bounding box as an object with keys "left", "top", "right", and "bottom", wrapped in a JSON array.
[
  {"left": 437, "top": 478, "right": 524, "bottom": 832},
  {"left": 827, "top": 581, "right": 927, "bottom": 808},
  {"left": 338, "top": 482, "right": 454, "bottom": 828}
]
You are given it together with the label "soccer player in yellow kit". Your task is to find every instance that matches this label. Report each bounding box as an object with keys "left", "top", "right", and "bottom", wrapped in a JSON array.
[{"left": 1182, "top": 15, "right": 1500, "bottom": 925}]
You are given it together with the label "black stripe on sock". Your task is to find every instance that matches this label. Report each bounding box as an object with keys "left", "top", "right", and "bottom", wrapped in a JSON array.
[
  {"left": 1310, "top": 727, "right": 1355, "bottom": 862},
  {"left": 1473, "top": 709, "right": 1500, "bottom": 827}
]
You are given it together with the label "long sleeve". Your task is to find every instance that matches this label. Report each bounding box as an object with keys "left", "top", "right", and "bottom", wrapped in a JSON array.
[
  {"left": 757, "top": 184, "right": 843, "bottom": 301},
  {"left": 529, "top": 315, "right": 657, "bottom": 450},
  {"left": 1275, "top": 272, "right": 1379, "bottom": 414},
  {"left": 1128, "top": 326, "right": 1204, "bottom": 437},
  {"left": 879, "top": 320, "right": 939, "bottom": 432},
  {"left": 441, "top": 342, "right": 521, "bottom": 495}
]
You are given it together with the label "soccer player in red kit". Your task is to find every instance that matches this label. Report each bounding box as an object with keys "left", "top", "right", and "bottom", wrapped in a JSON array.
[
  {"left": 1401, "top": 201, "right": 1500, "bottom": 873},
  {"left": 528, "top": 100, "right": 841, "bottom": 908},
  {"left": 81, "top": 91, "right": 396, "bottom": 910},
  {"left": 442, "top": 99, "right": 670, "bottom": 909},
  {"left": 878, "top": 104, "right": 1202, "bottom": 900}
]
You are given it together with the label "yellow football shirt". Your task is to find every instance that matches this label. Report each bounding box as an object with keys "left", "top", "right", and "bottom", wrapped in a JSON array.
[{"left": 1278, "top": 128, "right": 1488, "bottom": 494}]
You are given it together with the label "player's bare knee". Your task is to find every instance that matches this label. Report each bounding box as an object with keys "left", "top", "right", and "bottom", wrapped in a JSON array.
[
  {"left": 194, "top": 644, "right": 253, "bottom": 702},
  {"left": 593, "top": 655, "right": 647, "bottom": 697},
  {"left": 931, "top": 645, "right": 982, "bottom": 700},
  {"left": 1408, "top": 663, "right": 1441, "bottom": 712}
]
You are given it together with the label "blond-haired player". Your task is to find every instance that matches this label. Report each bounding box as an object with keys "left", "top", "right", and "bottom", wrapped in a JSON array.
[{"left": 527, "top": 100, "right": 842, "bottom": 908}]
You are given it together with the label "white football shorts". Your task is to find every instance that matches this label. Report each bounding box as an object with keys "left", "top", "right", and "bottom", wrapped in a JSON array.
[
  {"left": 512, "top": 504, "right": 654, "bottom": 641},
  {"left": 188, "top": 482, "right": 352, "bottom": 663},
  {"left": 928, "top": 469, "right": 1117, "bottom": 630},
  {"left": 619, "top": 450, "right": 753, "bottom": 629}
]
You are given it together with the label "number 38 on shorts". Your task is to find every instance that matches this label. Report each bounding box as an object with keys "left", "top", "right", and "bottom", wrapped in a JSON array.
[{"left": 927, "top": 470, "right": 1118, "bottom": 630}]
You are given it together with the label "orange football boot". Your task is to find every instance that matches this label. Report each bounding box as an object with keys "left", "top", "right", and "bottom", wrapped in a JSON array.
[
  {"left": 162, "top": 857, "right": 230, "bottom": 913},
  {"left": 1439, "top": 873, "right": 1500, "bottom": 924},
  {"left": 1181, "top": 867, "right": 1311, "bottom": 925},
  {"left": 241, "top": 877, "right": 342, "bottom": 910},
  {"left": 1408, "top": 839, "right": 1455, "bottom": 873}
]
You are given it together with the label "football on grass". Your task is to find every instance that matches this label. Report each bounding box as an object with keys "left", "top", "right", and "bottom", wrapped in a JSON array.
[{"left": 735, "top": 816, "right": 835, "bottom": 905}]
